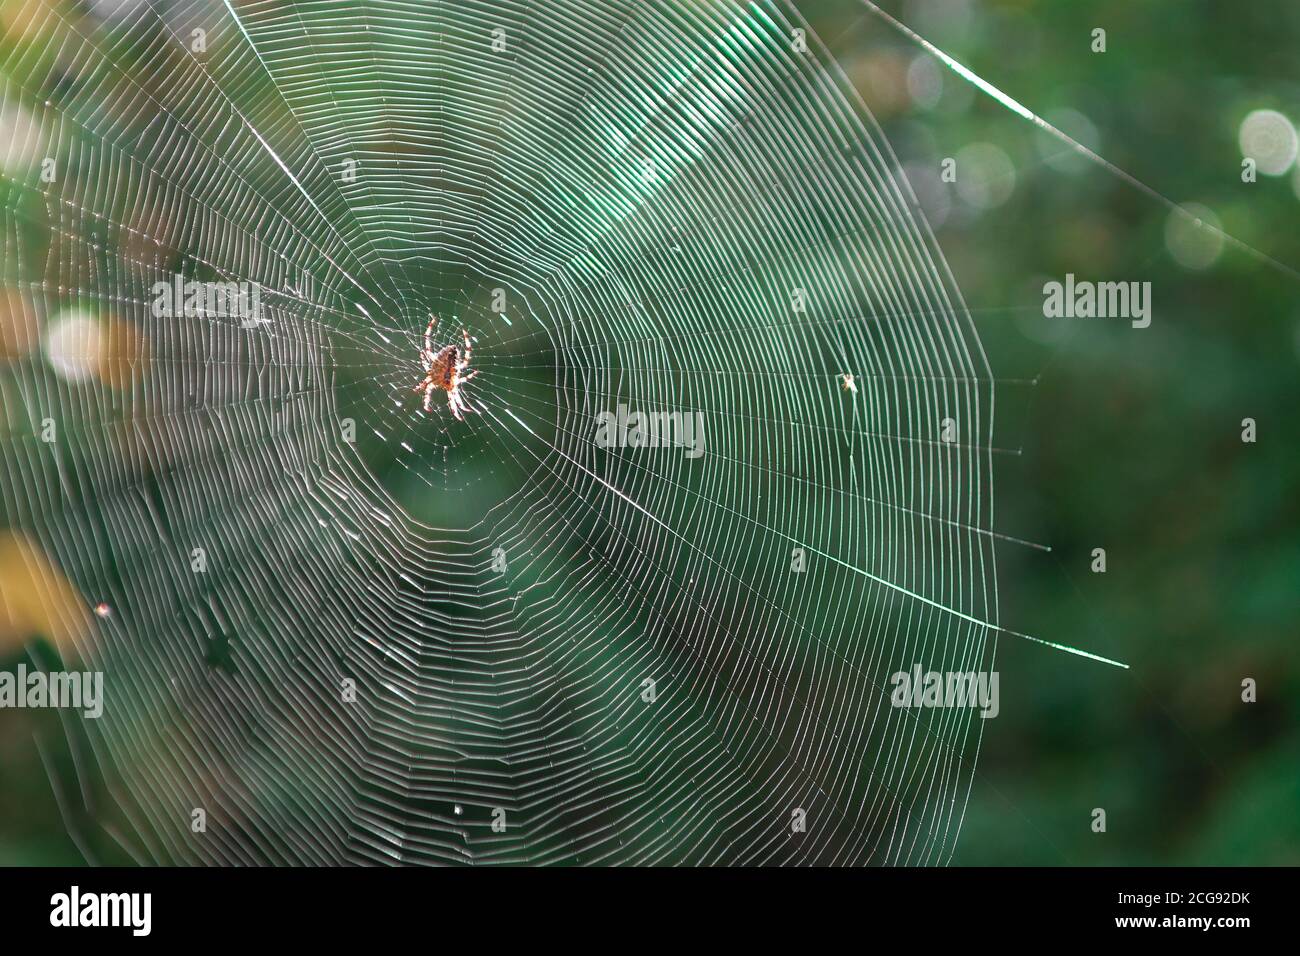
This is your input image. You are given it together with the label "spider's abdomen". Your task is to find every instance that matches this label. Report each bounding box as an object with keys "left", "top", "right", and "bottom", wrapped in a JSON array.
[{"left": 430, "top": 346, "right": 458, "bottom": 388}]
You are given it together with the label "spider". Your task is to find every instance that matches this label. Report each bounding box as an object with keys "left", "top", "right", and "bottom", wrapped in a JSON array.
[{"left": 412, "top": 314, "right": 478, "bottom": 420}]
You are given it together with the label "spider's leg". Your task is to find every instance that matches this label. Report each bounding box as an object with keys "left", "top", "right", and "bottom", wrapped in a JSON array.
[
  {"left": 423, "top": 385, "right": 433, "bottom": 413},
  {"left": 424, "top": 313, "right": 437, "bottom": 355},
  {"left": 460, "top": 329, "right": 472, "bottom": 369},
  {"left": 460, "top": 369, "right": 479, "bottom": 382}
]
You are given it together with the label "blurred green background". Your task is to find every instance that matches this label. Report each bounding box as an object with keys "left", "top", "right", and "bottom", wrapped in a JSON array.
[
  {"left": 2, "top": 0, "right": 1297, "bottom": 865},
  {"left": 796, "top": 0, "right": 1300, "bottom": 864}
]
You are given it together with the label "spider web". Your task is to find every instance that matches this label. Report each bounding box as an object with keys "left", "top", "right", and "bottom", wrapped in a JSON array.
[{"left": 0, "top": 0, "right": 998, "bottom": 864}]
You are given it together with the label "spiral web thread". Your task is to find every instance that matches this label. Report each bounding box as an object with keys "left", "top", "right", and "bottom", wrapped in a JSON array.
[{"left": 0, "top": 0, "right": 999, "bottom": 864}]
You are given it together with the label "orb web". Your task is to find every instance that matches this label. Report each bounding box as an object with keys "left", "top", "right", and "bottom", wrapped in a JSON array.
[{"left": 0, "top": 0, "right": 997, "bottom": 864}]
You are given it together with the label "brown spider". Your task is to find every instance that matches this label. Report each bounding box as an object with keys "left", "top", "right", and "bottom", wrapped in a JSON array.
[{"left": 412, "top": 314, "right": 478, "bottom": 420}]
